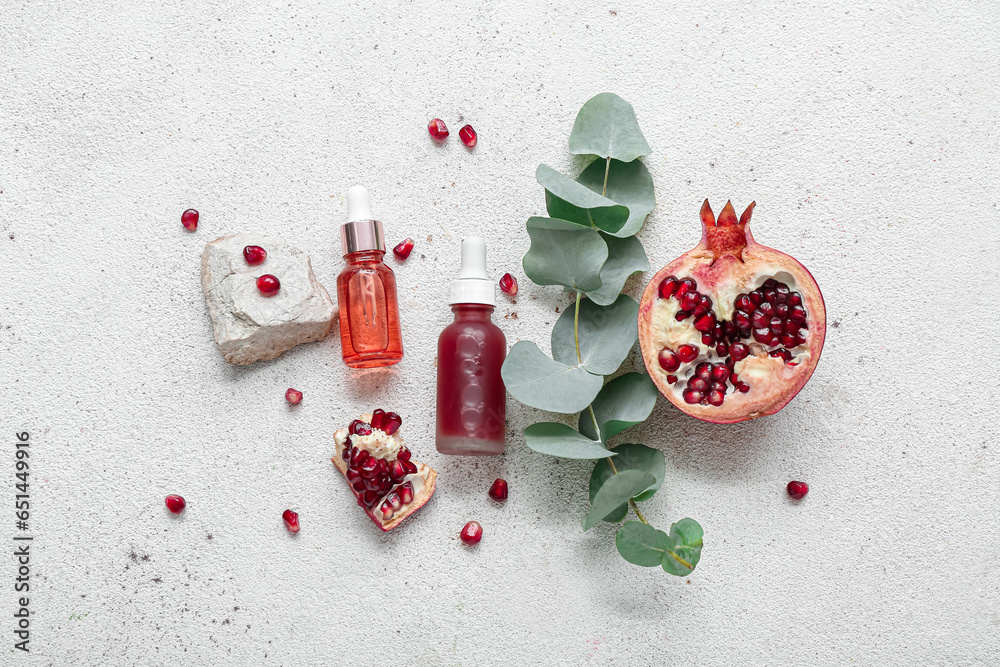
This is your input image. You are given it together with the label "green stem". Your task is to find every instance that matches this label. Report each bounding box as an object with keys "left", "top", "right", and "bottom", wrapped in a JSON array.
[
  {"left": 573, "top": 290, "right": 583, "bottom": 364},
  {"left": 591, "top": 160, "right": 649, "bottom": 528}
]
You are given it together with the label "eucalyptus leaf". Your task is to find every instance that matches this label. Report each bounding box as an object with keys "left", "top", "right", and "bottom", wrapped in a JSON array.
[
  {"left": 568, "top": 93, "right": 652, "bottom": 163},
  {"left": 582, "top": 470, "right": 654, "bottom": 531},
  {"left": 579, "top": 374, "right": 658, "bottom": 442},
  {"left": 575, "top": 158, "right": 655, "bottom": 238},
  {"left": 551, "top": 294, "right": 639, "bottom": 376},
  {"left": 538, "top": 164, "right": 629, "bottom": 235},
  {"left": 522, "top": 217, "right": 607, "bottom": 292},
  {"left": 588, "top": 443, "right": 665, "bottom": 512},
  {"left": 585, "top": 235, "right": 649, "bottom": 306},
  {"left": 660, "top": 518, "right": 704, "bottom": 576},
  {"left": 501, "top": 341, "right": 604, "bottom": 413},
  {"left": 524, "top": 423, "right": 615, "bottom": 460},
  {"left": 615, "top": 521, "right": 673, "bottom": 567}
]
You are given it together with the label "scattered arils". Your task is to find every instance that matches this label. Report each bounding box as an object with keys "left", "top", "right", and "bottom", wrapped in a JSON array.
[
  {"left": 459, "top": 124, "right": 478, "bottom": 148},
  {"left": 256, "top": 274, "right": 280, "bottom": 296},
  {"left": 499, "top": 272, "right": 518, "bottom": 296},
  {"left": 181, "top": 209, "right": 199, "bottom": 232},
  {"left": 285, "top": 388, "right": 303, "bottom": 405},
  {"left": 488, "top": 478, "right": 508, "bottom": 502},
  {"left": 787, "top": 480, "right": 809, "bottom": 500},
  {"left": 460, "top": 521, "right": 483, "bottom": 545},
  {"left": 282, "top": 509, "right": 300, "bottom": 533},
  {"left": 427, "top": 118, "right": 449, "bottom": 140},
  {"left": 243, "top": 245, "right": 267, "bottom": 265},
  {"left": 164, "top": 494, "right": 186, "bottom": 514},
  {"left": 393, "top": 238, "right": 415, "bottom": 260}
]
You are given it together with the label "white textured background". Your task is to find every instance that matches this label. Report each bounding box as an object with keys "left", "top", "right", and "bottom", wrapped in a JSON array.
[{"left": 3, "top": 1, "right": 999, "bottom": 665}]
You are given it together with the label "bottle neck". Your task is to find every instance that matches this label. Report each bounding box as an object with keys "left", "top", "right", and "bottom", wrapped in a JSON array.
[
  {"left": 344, "top": 249, "right": 385, "bottom": 264},
  {"left": 451, "top": 304, "right": 495, "bottom": 321}
]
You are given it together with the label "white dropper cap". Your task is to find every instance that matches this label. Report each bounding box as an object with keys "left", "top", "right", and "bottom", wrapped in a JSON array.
[
  {"left": 340, "top": 185, "right": 386, "bottom": 254},
  {"left": 346, "top": 185, "right": 374, "bottom": 222},
  {"left": 448, "top": 236, "right": 496, "bottom": 306}
]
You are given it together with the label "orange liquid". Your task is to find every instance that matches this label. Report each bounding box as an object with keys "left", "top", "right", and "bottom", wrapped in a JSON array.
[{"left": 336, "top": 250, "right": 404, "bottom": 368}]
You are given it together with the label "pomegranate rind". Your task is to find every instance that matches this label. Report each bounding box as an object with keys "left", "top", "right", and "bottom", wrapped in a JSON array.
[
  {"left": 331, "top": 415, "right": 437, "bottom": 532},
  {"left": 638, "top": 203, "right": 826, "bottom": 424}
]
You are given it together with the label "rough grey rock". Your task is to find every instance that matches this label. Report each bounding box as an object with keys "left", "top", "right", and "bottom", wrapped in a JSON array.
[{"left": 201, "top": 234, "right": 336, "bottom": 364}]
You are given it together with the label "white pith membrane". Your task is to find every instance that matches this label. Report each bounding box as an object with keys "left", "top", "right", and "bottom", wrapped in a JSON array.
[
  {"left": 647, "top": 267, "right": 813, "bottom": 414},
  {"left": 332, "top": 413, "right": 437, "bottom": 531}
]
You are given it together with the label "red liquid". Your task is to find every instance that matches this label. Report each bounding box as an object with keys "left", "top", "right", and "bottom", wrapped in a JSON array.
[
  {"left": 436, "top": 304, "right": 506, "bottom": 455},
  {"left": 336, "top": 250, "right": 404, "bottom": 368}
]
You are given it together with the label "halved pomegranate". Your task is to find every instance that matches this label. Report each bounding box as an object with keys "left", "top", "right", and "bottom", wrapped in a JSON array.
[
  {"left": 331, "top": 410, "right": 437, "bottom": 531},
  {"left": 638, "top": 200, "right": 826, "bottom": 423}
]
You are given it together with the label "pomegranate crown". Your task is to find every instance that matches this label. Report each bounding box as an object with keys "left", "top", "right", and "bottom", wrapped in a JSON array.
[{"left": 700, "top": 199, "right": 755, "bottom": 261}]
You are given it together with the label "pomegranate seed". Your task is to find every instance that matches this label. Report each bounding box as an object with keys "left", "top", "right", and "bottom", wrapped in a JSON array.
[
  {"left": 666, "top": 375, "right": 677, "bottom": 384},
  {"left": 397, "top": 446, "right": 411, "bottom": 461},
  {"left": 499, "top": 272, "right": 518, "bottom": 296},
  {"left": 694, "top": 312, "right": 716, "bottom": 333},
  {"left": 683, "top": 389, "right": 703, "bottom": 404},
  {"left": 243, "top": 245, "right": 266, "bottom": 265},
  {"left": 788, "top": 292, "right": 803, "bottom": 306},
  {"left": 692, "top": 303, "right": 710, "bottom": 318},
  {"left": 398, "top": 482, "right": 414, "bottom": 504},
  {"left": 285, "top": 388, "right": 303, "bottom": 405},
  {"left": 164, "top": 494, "right": 186, "bottom": 514},
  {"left": 675, "top": 277, "right": 697, "bottom": 298},
  {"left": 787, "top": 480, "right": 809, "bottom": 500},
  {"left": 676, "top": 345, "right": 699, "bottom": 363},
  {"left": 427, "top": 118, "right": 449, "bottom": 140},
  {"left": 460, "top": 521, "right": 483, "bottom": 545},
  {"left": 355, "top": 422, "right": 373, "bottom": 436},
  {"left": 181, "top": 209, "right": 199, "bottom": 231},
  {"left": 380, "top": 500, "right": 395, "bottom": 521},
  {"left": 678, "top": 291, "right": 698, "bottom": 311},
  {"left": 382, "top": 412, "right": 402, "bottom": 435},
  {"left": 387, "top": 491, "right": 403, "bottom": 511},
  {"left": 735, "top": 312, "right": 751, "bottom": 329},
  {"left": 389, "top": 460, "right": 407, "bottom": 483},
  {"left": 282, "top": 509, "right": 300, "bottom": 533},
  {"left": 737, "top": 382, "right": 751, "bottom": 393},
  {"left": 707, "top": 390, "right": 725, "bottom": 406},
  {"left": 400, "top": 459, "right": 418, "bottom": 475},
  {"left": 658, "top": 276, "right": 678, "bottom": 299},
  {"left": 658, "top": 349, "right": 680, "bottom": 372},
  {"left": 701, "top": 333, "right": 715, "bottom": 346},
  {"left": 458, "top": 124, "right": 478, "bottom": 148},
  {"left": 488, "top": 478, "right": 508, "bottom": 502},
  {"left": 688, "top": 378, "right": 707, "bottom": 392},
  {"left": 695, "top": 362, "right": 712, "bottom": 378},
  {"left": 716, "top": 342, "right": 728, "bottom": 356},
  {"left": 711, "top": 365, "right": 729, "bottom": 382},
  {"left": 371, "top": 409, "right": 386, "bottom": 430},
  {"left": 734, "top": 294, "right": 752, "bottom": 312},
  {"left": 675, "top": 310, "right": 691, "bottom": 321},
  {"left": 393, "top": 238, "right": 415, "bottom": 260},
  {"left": 749, "top": 292, "right": 763, "bottom": 306},
  {"left": 774, "top": 285, "right": 790, "bottom": 302},
  {"left": 256, "top": 274, "right": 280, "bottom": 296}
]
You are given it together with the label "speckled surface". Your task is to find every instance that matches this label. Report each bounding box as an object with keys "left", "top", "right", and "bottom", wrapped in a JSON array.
[{"left": 3, "top": 2, "right": 999, "bottom": 665}]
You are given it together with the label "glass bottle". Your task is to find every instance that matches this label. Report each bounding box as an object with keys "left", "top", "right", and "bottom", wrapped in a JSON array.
[
  {"left": 436, "top": 237, "right": 507, "bottom": 455},
  {"left": 336, "top": 186, "right": 404, "bottom": 368}
]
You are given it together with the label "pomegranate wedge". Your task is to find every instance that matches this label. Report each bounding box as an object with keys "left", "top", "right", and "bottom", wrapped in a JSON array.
[{"left": 332, "top": 411, "right": 437, "bottom": 531}]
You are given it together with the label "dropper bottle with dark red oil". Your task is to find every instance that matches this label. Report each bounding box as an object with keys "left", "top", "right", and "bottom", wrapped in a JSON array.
[{"left": 436, "top": 237, "right": 507, "bottom": 455}]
